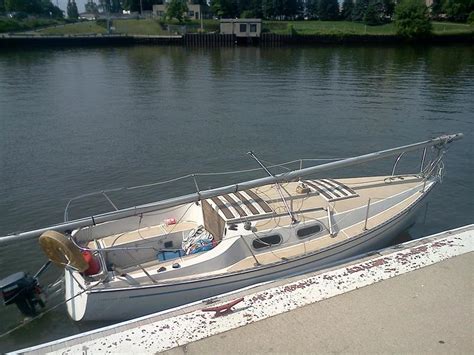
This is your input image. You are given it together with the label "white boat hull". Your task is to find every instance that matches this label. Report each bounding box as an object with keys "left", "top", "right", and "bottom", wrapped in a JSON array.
[{"left": 66, "top": 189, "right": 427, "bottom": 321}]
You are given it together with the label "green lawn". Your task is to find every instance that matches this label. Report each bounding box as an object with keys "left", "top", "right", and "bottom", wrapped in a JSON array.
[
  {"left": 265, "top": 20, "right": 473, "bottom": 36},
  {"left": 34, "top": 18, "right": 472, "bottom": 37},
  {"left": 265, "top": 21, "right": 397, "bottom": 35},
  {"left": 112, "top": 19, "right": 167, "bottom": 35},
  {"left": 39, "top": 21, "right": 107, "bottom": 35},
  {"left": 432, "top": 21, "right": 473, "bottom": 34},
  {"left": 36, "top": 19, "right": 219, "bottom": 36}
]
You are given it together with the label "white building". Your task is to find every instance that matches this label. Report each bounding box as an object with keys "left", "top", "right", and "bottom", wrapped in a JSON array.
[
  {"left": 152, "top": 2, "right": 206, "bottom": 20},
  {"left": 220, "top": 19, "right": 262, "bottom": 38}
]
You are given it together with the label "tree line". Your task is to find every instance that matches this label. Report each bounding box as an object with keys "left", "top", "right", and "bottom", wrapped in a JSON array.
[
  {"left": 209, "top": 0, "right": 472, "bottom": 23},
  {"left": 1, "top": 0, "right": 472, "bottom": 24},
  {"left": 83, "top": 0, "right": 474, "bottom": 24},
  {"left": 1, "top": 0, "right": 63, "bottom": 18}
]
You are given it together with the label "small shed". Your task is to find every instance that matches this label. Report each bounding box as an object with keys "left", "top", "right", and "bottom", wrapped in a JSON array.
[{"left": 220, "top": 19, "right": 262, "bottom": 38}]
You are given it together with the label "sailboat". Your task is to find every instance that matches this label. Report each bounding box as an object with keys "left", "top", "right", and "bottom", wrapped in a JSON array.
[{"left": 0, "top": 134, "right": 463, "bottom": 321}]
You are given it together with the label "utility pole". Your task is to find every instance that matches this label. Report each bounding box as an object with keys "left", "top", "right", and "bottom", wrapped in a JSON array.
[
  {"left": 107, "top": 2, "right": 111, "bottom": 34},
  {"left": 200, "top": 9, "right": 203, "bottom": 31}
]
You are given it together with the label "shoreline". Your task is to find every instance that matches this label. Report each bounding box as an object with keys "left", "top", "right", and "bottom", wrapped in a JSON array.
[{"left": 1, "top": 32, "right": 472, "bottom": 48}]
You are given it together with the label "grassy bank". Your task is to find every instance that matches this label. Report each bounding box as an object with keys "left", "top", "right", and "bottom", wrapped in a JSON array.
[
  {"left": 38, "top": 19, "right": 220, "bottom": 36},
  {"left": 265, "top": 20, "right": 473, "bottom": 35},
  {"left": 39, "top": 21, "right": 107, "bottom": 35},
  {"left": 0, "top": 18, "right": 64, "bottom": 33},
  {"left": 12, "top": 18, "right": 473, "bottom": 38}
]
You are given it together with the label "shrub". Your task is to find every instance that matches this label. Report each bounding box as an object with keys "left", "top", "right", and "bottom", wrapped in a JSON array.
[
  {"left": 0, "top": 18, "right": 61, "bottom": 33},
  {"left": 0, "top": 18, "right": 23, "bottom": 32},
  {"left": 96, "top": 19, "right": 108, "bottom": 28},
  {"left": 364, "top": 4, "right": 382, "bottom": 25},
  {"left": 443, "top": 0, "right": 473, "bottom": 22},
  {"left": 467, "top": 11, "right": 474, "bottom": 24},
  {"left": 287, "top": 24, "right": 298, "bottom": 35},
  {"left": 395, "top": 0, "right": 432, "bottom": 38}
]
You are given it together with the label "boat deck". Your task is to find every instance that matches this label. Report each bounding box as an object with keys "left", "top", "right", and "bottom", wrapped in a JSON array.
[
  {"left": 251, "top": 175, "right": 423, "bottom": 231},
  {"left": 90, "top": 175, "right": 423, "bottom": 250},
  {"left": 227, "top": 183, "right": 423, "bottom": 272},
  {"left": 112, "top": 175, "right": 427, "bottom": 283},
  {"left": 98, "top": 221, "right": 198, "bottom": 248}
]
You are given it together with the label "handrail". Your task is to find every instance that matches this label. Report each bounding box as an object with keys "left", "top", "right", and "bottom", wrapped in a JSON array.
[
  {"left": 0, "top": 133, "right": 463, "bottom": 245},
  {"left": 391, "top": 152, "right": 406, "bottom": 176},
  {"left": 63, "top": 158, "right": 347, "bottom": 222}
]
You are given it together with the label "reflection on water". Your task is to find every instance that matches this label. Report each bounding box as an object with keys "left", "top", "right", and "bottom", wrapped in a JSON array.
[{"left": 0, "top": 44, "right": 472, "bottom": 352}]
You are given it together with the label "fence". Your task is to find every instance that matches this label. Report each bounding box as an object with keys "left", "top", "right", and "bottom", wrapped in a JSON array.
[{"left": 183, "top": 33, "right": 235, "bottom": 46}]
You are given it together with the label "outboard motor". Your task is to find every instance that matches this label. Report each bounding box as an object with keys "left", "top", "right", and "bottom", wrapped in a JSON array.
[{"left": 0, "top": 272, "right": 46, "bottom": 317}]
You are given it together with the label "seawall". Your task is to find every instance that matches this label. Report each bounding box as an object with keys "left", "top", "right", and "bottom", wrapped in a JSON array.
[{"left": 0, "top": 32, "right": 472, "bottom": 48}]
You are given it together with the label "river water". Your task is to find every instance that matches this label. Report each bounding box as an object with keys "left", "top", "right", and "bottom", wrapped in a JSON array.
[{"left": 0, "top": 44, "right": 473, "bottom": 351}]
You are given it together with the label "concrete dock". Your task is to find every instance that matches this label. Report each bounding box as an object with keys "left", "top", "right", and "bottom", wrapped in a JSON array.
[
  {"left": 163, "top": 253, "right": 472, "bottom": 354},
  {"left": 13, "top": 225, "right": 473, "bottom": 354}
]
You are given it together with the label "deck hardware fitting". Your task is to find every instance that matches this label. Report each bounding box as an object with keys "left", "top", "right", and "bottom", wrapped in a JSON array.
[{"left": 202, "top": 297, "right": 244, "bottom": 317}]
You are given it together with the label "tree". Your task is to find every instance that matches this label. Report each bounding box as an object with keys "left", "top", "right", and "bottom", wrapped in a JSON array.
[
  {"left": 305, "top": 0, "right": 316, "bottom": 18},
  {"left": 363, "top": 0, "right": 390, "bottom": 24},
  {"left": 5, "top": 0, "right": 63, "bottom": 17},
  {"left": 382, "top": 0, "right": 395, "bottom": 18},
  {"left": 341, "top": 0, "right": 354, "bottom": 19},
  {"left": 123, "top": 0, "right": 163, "bottom": 13},
  {"left": 85, "top": 0, "right": 99, "bottom": 13},
  {"left": 364, "top": 3, "right": 381, "bottom": 24},
  {"left": 394, "top": 0, "right": 432, "bottom": 38},
  {"left": 210, "top": 0, "right": 239, "bottom": 18},
  {"left": 352, "top": 0, "right": 369, "bottom": 20},
  {"left": 318, "top": 0, "right": 340, "bottom": 20},
  {"left": 44, "top": 0, "right": 64, "bottom": 17},
  {"left": 98, "top": 0, "right": 110, "bottom": 12},
  {"left": 443, "top": 0, "right": 474, "bottom": 22},
  {"left": 262, "top": 0, "right": 276, "bottom": 18},
  {"left": 273, "top": 0, "right": 289, "bottom": 19},
  {"left": 166, "top": 0, "right": 188, "bottom": 22},
  {"left": 468, "top": 10, "right": 474, "bottom": 23},
  {"left": 430, "top": 0, "right": 443, "bottom": 16},
  {"left": 248, "top": 0, "right": 264, "bottom": 18},
  {"left": 67, "top": 0, "right": 79, "bottom": 19},
  {"left": 5, "top": 0, "right": 41, "bottom": 13},
  {"left": 286, "top": 0, "right": 303, "bottom": 18}
]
